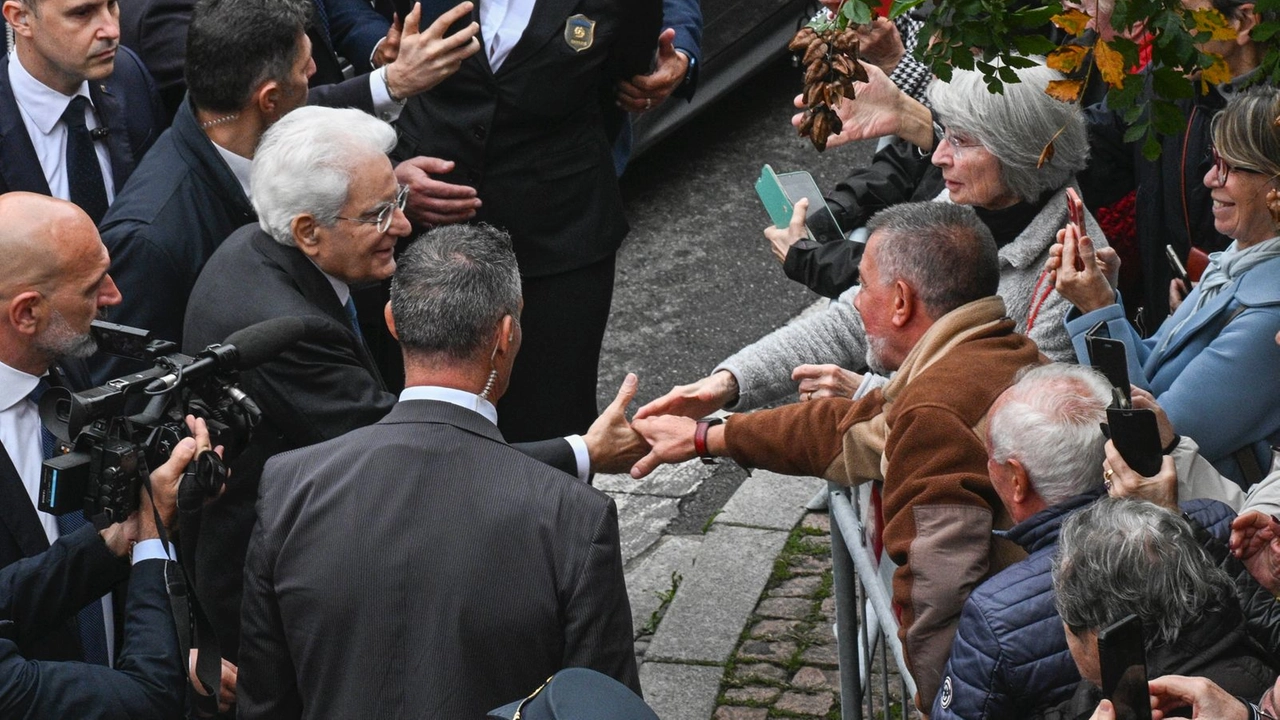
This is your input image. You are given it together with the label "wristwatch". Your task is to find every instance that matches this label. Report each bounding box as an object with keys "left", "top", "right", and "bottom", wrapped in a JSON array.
[{"left": 694, "top": 416, "right": 723, "bottom": 465}]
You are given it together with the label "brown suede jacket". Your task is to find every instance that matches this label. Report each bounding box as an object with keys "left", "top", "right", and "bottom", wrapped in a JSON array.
[{"left": 723, "top": 296, "right": 1045, "bottom": 710}]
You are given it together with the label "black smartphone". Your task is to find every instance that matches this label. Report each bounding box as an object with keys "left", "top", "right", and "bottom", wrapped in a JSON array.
[
  {"left": 1106, "top": 407, "right": 1163, "bottom": 477},
  {"left": 1165, "top": 245, "right": 1190, "bottom": 287},
  {"left": 1085, "top": 323, "right": 1131, "bottom": 408},
  {"left": 1098, "top": 614, "right": 1151, "bottom": 720}
]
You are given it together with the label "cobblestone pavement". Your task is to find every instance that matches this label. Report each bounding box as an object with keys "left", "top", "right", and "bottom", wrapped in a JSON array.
[{"left": 712, "top": 512, "right": 914, "bottom": 720}]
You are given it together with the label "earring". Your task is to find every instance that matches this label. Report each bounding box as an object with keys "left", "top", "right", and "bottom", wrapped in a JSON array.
[{"left": 479, "top": 368, "right": 498, "bottom": 401}]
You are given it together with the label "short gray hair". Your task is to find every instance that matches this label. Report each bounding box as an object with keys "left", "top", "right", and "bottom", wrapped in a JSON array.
[
  {"left": 865, "top": 202, "right": 999, "bottom": 318},
  {"left": 390, "top": 223, "right": 522, "bottom": 360},
  {"left": 251, "top": 106, "right": 398, "bottom": 246},
  {"left": 928, "top": 60, "right": 1089, "bottom": 202},
  {"left": 989, "top": 363, "right": 1112, "bottom": 505},
  {"left": 1053, "top": 497, "right": 1234, "bottom": 648}
]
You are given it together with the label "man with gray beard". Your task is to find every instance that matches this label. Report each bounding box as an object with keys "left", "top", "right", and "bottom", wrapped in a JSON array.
[
  {"left": 0, "top": 192, "right": 123, "bottom": 663},
  {"left": 632, "top": 201, "right": 1046, "bottom": 711}
]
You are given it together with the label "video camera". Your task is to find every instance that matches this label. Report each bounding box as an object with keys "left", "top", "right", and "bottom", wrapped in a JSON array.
[{"left": 37, "top": 317, "right": 314, "bottom": 527}]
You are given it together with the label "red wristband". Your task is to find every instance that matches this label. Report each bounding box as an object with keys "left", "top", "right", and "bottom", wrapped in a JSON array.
[{"left": 695, "top": 417, "right": 723, "bottom": 465}]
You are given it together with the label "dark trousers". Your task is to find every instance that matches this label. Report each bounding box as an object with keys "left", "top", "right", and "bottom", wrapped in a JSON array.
[{"left": 498, "top": 254, "right": 616, "bottom": 443}]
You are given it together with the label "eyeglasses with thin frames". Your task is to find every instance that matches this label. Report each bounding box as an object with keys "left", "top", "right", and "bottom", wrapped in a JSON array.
[
  {"left": 942, "top": 127, "right": 984, "bottom": 156},
  {"left": 337, "top": 184, "right": 410, "bottom": 233}
]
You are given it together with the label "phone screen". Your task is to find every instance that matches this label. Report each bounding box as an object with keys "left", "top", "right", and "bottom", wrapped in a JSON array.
[
  {"left": 777, "top": 173, "right": 845, "bottom": 244},
  {"left": 1085, "top": 325, "right": 1131, "bottom": 407},
  {"left": 1098, "top": 614, "right": 1151, "bottom": 720}
]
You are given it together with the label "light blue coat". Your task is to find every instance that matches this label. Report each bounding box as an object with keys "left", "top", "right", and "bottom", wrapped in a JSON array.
[{"left": 1065, "top": 254, "right": 1280, "bottom": 485}]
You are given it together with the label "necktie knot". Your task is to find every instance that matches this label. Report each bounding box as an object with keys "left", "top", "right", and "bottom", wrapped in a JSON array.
[
  {"left": 26, "top": 376, "right": 51, "bottom": 408},
  {"left": 61, "top": 95, "right": 91, "bottom": 130}
]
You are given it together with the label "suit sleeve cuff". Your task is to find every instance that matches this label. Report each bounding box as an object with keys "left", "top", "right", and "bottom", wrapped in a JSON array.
[
  {"left": 371, "top": 67, "right": 406, "bottom": 122},
  {"left": 565, "top": 434, "right": 591, "bottom": 483},
  {"left": 131, "top": 539, "right": 175, "bottom": 565}
]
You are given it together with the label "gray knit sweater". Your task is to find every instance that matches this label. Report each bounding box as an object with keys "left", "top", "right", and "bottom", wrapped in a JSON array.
[{"left": 718, "top": 185, "right": 1108, "bottom": 410}]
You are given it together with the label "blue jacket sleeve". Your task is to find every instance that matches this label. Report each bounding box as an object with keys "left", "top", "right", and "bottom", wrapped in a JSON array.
[
  {"left": 932, "top": 598, "right": 1008, "bottom": 720},
  {"left": 320, "top": 0, "right": 391, "bottom": 74},
  {"left": 662, "top": 0, "right": 701, "bottom": 100},
  {"left": 0, "top": 558, "right": 183, "bottom": 720}
]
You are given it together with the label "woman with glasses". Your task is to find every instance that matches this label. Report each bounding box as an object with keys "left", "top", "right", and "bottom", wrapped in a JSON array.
[{"left": 1052, "top": 86, "right": 1280, "bottom": 488}]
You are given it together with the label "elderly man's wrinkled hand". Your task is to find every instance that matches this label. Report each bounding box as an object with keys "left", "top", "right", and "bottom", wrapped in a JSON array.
[
  {"left": 793, "top": 363, "right": 861, "bottom": 401},
  {"left": 630, "top": 415, "right": 700, "bottom": 478}
]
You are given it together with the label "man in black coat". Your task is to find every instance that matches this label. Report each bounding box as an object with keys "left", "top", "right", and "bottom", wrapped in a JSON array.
[
  {"left": 182, "top": 107, "right": 645, "bottom": 694},
  {"left": 0, "top": 0, "right": 164, "bottom": 221},
  {"left": 237, "top": 220, "right": 636, "bottom": 720},
  {"left": 96, "top": 0, "right": 479, "bottom": 384},
  {"left": 393, "top": 0, "right": 661, "bottom": 442}
]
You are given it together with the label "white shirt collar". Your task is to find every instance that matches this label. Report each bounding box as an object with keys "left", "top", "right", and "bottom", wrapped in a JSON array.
[
  {"left": 398, "top": 385, "right": 498, "bottom": 425},
  {"left": 0, "top": 359, "right": 41, "bottom": 413},
  {"left": 212, "top": 142, "right": 252, "bottom": 199},
  {"left": 8, "top": 52, "right": 92, "bottom": 136},
  {"left": 305, "top": 258, "right": 350, "bottom": 307}
]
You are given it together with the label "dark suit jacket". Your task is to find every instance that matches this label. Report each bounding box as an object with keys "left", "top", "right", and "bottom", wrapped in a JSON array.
[
  {"left": 120, "top": 0, "right": 378, "bottom": 120},
  {"left": 393, "top": 0, "right": 660, "bottom": 277},
  {"left": 92, "top": 95, "right": 256, "bottom": 384},
  {"left": 0, "top": 361, "right": 124, "bottom": 663},
  {"left": 237, "top": 399, "right": 637, "bottom": 719},
  {"left": 0, "top": 48, "right": 164, "bottom": 200},
  {"left": 0, "top": 526, "right": 183, "bottom": 719},
  {"left": 182, "top": 225, "right": 579, "bottom": 662}
]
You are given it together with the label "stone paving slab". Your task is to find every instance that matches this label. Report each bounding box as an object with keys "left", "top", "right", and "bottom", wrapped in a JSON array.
[
  {"left": 610, "top": 493, "right": 681, "bottom": 565},
  {"left": 596, "top": 459, "right": 708, "bottom": 498},
  {"left": 716, "top": 472, "right": 826, "bottom": 530},
  {"left": 644, "top": 524, "right": 788, "bottom": 664},
  {"left": 625, "top": 535, "right": 703, "bottom": 637},
  {"left": 639, "top": 661, "right": 725, "bottom": 720}
]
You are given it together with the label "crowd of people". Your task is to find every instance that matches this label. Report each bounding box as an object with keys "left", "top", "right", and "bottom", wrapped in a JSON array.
[{"left": 0, "top": 0, "right": 1277, "bottom": 718}]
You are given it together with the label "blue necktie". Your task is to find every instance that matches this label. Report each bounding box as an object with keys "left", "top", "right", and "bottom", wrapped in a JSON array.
[
  {"left": 344, "top": 297, "right": 364, "bottom": 343},
  {"left": 27, "top": 378, "right": 111, "bottom": 667},
  {"left": 61, "top": 96, "right": 109, "bottom": 224}
]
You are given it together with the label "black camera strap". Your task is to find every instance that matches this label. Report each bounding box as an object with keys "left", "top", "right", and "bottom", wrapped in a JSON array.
[{"left": 141, "top": 462, "right": 223, "bottom": 716}]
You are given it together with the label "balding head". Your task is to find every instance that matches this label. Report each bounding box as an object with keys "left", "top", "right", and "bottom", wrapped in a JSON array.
[{"left": 0, "top": 193, "right": 119, "bottom": 374}]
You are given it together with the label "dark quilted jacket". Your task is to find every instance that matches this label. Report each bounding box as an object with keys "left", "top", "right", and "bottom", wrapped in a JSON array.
[{"left": 931, "top": 492, "right": 1235, "bottom": 720}]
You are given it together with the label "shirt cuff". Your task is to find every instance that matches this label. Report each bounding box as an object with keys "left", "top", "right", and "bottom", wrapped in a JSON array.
[
  {"left": 370, "top": 66, "right": 406, "bottom": 122},
  {"left": 565, "top": 434, "right": 591, "bottom": 483},
  {"left": 131, "top": 538, "right": 175, "bottom": 565}
]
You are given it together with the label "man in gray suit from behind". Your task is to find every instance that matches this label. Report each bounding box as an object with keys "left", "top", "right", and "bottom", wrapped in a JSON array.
[{"left": 237, "top": 222, "right": 638, "bottom": 719}]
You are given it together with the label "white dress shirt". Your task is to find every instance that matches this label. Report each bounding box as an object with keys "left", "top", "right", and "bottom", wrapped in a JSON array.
[
  {"left": 479, "top": 0, "right": 537, "bottom": 71},
  {"left": 7, "top": 53, "right": 115, "bottom": 203},
  {"left": 0, "top": 360, "right": 115, "bottom": 662},
  {"left": 399, "top": 385, "right": 591, "bottom": 482},
  {"left": 213, "top": 142, "right": 253, "bottom": 199}
]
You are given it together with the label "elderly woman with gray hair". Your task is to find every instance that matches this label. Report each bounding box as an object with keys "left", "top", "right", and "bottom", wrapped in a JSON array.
[
  {"left": 641, "top": 58, "right": 1110, "bottom": 421},
  {"left": 1038, "top": 497, "right": 1277, "bottom": 720}
]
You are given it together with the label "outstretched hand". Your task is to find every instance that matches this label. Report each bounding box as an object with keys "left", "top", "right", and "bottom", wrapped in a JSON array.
[
  {"left": 616, "top": 28, "right": 689, "bottom": 113},
  {"left": 636, "top": 370, "right": 738, "bottom": 421},
  {"left": 395, "top": 156, "right": 481, "bottom": 225},
  {"left": 793, "top": 363, "right": 861, "bottom": 401},
  {"left": 584, "top": 373, "right": 650, "bottom": 474},
  {"left": 630, "top": 415, "right": 700, "bottom": 478},
  {"left": 791, "top": 61, "right": 910, "bottom": 150},
  {"left": 384, "top": 2, "right": 482, "bottom": 100},
  {"left": 1229, "top": 510, "right": 1280, "bottom": 596}
]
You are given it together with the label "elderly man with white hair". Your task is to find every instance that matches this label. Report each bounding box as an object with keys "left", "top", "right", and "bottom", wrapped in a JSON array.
[{"left": 180, "top": 106, "right": 638, "bottom": 710}]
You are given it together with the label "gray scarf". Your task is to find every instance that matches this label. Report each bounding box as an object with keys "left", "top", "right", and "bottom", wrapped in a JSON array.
[{"left": 1160, "top": 236, "right": 1280, "bottom": 353}]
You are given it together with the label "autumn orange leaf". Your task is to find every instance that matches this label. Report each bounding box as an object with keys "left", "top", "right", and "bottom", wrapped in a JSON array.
[
  {"left": 1190, "top": 9, "right": 1238, "bottom": 41},
  {"left": 1047, "top": 45, "right": 1089, "bottom": 73},
  {"left": 1094, "top": 41, "right": 1126, "bottom": 89},
  {"left": 1045, "top": 78, "right": 1085, "bottom": 103},
  {"left": 1051, "top": 9, "right": 1091, "bottom": 37}
]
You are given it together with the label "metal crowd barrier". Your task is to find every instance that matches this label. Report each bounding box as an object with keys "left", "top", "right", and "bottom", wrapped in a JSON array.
[{"left": 828, "top": 482, "right": 920, "bottom": 720}]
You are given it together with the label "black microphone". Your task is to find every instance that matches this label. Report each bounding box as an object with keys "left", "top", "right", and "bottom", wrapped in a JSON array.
[{"left": 148, "top": 316, "right": 317, "bottom": 391}]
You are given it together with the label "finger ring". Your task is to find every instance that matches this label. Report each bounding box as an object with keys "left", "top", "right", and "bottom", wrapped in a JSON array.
[
  {"left": 645, "top": 98, "right": 652, "bottom": 110},
  {"left": 1104, "top": 467, "right": 1114, "bottom": 481}
]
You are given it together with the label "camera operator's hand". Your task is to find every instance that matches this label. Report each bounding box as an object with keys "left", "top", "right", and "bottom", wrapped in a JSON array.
[{"left": 100, "top": 416, "right": 212, "bottom": 555}]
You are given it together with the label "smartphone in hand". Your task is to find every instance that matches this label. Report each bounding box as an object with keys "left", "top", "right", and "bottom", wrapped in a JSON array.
[
  {"left": 1165, "top": 245, "right": 1190, "bottom": 287},
  {"left": 1085, "top": 322, "right": 1131, "bottom": 408},
  {"left": 1066, "top": 187, "right": 1085, "bottom": 229},
  {"left": 1098, "top": 614, "right": 1152, "bottom": 720},
  {"left": 1106, "top": 407, "right": 1163, "bottom": 477}
]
